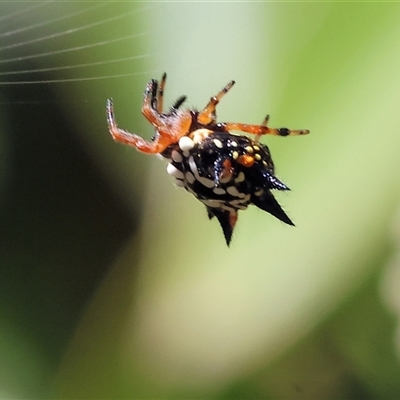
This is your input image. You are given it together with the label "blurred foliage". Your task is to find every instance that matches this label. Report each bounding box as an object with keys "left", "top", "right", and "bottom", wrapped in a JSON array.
[{"left": 0, "top": 2, "right": 400, "bottom": 399}]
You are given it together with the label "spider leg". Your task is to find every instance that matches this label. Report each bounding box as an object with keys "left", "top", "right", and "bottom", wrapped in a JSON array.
[
  {"left": 170, "top": 95, "right": 187, "bottom": 111},
  {"left": 106, "top": 98, "right": 170, "bottom": 153},
  {"left": 156, "top": 73, "right": 187, "bottom": 113},
  {"left": 261, "top": 114, "right": 270, "bottom": 126},
  {"left": 144, "top": 78, "right": 157, "bottom": 112},
  {"left": 142, "top": 79, "right": 191, "bottom": 145},
  {"left": 198, "top": 80, "right": 235, "bottom": 125},
  {"left": 254, "top": 114, "right": 270, "bottom": 142},
  {"left": 216, "top": 120, "right": 309, "bottom": 137},
  {"left": 106, "top": 78, "right": 192, "bottom": 154},
  {"left": 141, "top": 78, "right": 164, "bottom": 127},
  {"left": 157, "top": 72, "right": 167, "bottom": 113}
]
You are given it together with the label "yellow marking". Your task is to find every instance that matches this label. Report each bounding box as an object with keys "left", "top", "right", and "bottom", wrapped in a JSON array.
[
  {"left": 255, "top": 153, "right": 261, "bottom": 161},
  {"left": 190, "top": 128, "right": 213, "bottom": 144},
  {"left": 232, "top": 151, "right": 239, "bottom": 160},
  {"left": 245, "top": 146, "right": 254, "bottom": 153},
  {"left": 253, "top": 145, "right": 260, "bottom": 151},
  {"left": 235, "top": 172, "right": 245, "bottom": 183}
]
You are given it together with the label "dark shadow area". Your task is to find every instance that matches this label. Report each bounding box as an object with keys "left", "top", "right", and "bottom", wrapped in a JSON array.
[{"left": 0, "top": 77, "right": 136, "bottom": 382}]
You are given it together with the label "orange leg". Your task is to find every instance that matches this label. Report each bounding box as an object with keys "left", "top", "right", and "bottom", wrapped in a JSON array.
[
  {"left": 106, "top": 77, "right": 192, "bottom": 154},
  {"left": 106, "top": 98, "right": 170, "bottom": 153},
  {"left": 198, "top": 80, "right": 235, "bottom": 125},
  {"left": 217, "top": 121, "right": 309, "bottom": 137},
  {"left": 141, "top": 78, "right": 160, "bottom": 127}
]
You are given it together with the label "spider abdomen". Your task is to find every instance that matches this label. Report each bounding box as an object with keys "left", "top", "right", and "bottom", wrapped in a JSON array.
[{"left": 163, "top": 130, "right": 294, "bottom": 245}]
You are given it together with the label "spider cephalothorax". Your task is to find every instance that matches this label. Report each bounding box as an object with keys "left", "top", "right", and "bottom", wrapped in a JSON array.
[{"left": 106, "top": 73, "right": 309, "bottom": 245}]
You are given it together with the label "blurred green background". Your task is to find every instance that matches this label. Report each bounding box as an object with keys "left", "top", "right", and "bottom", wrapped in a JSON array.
[{"left": 1, "top": 2, "right": 400, "bottom": 399}]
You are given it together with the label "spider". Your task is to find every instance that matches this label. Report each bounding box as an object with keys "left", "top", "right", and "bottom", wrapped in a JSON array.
[{"left": 106, "top": 73, "right": 309, "bottom": 246}]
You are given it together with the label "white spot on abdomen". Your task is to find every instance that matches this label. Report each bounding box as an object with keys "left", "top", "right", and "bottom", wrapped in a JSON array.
[
  {"left": 167, "top": 163, "right": 184, "bottom": 179},
  {"left": 227, "top": 186, "right": 244, "bottom": 198},
  {"left": 178, "top": 136, "right": 194, "bottom": 152},
  {"left": 213, "top": 138, "right": 223, "bottom": 148},
  {"left": 185, "top": 171, "right": 195, "bottom": 184},
  {"left": 213, "top": 187, "right": 226, "bottom": 195},
  {"left": 174, "top": 179, "right": 185, "bottom": 187},
  {"left": 171, "top": 150, "right": 183, "bottom": 163},
  {"left": 235, "top": 172, "right": 245, "bottom": 183}
]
